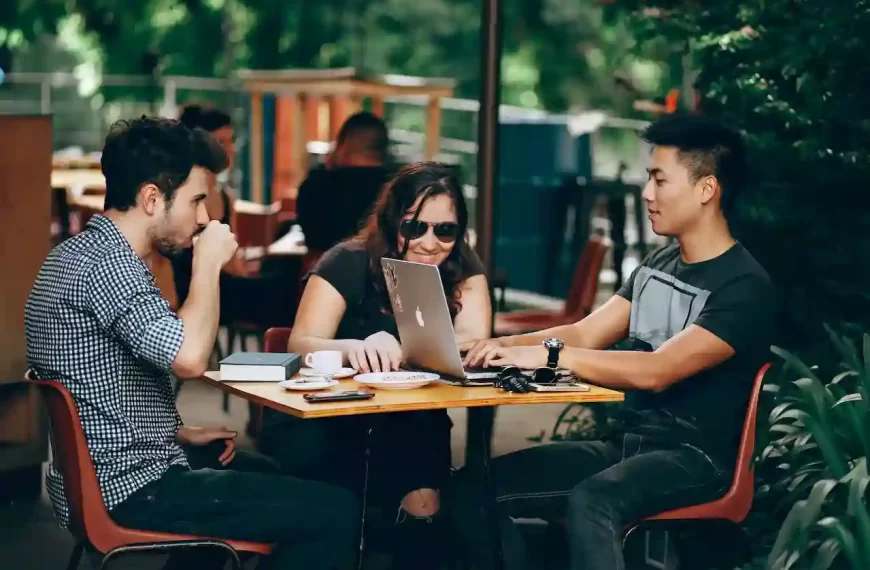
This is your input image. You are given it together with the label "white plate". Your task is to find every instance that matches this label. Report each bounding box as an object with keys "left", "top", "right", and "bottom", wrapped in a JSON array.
[
  {"left": 299, "top": 367, "right": 357, "bottom": 379},
  {"left": 279, "top": 378, "right": 339, "bottom": 391},
  {"left": 353, "top": 371, "right": 440, "bottom": 390}
]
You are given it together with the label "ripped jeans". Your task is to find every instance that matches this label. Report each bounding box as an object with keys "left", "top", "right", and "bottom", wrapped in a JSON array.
[{"left": 450, "top": 433, "right": 730, "bottom": 570}]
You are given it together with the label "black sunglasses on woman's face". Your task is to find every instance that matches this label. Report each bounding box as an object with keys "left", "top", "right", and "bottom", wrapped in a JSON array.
[{"left": 398, "top": 219, "right": 460, "bottom": 242}]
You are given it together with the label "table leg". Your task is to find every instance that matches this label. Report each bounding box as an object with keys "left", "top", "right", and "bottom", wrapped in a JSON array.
[
  {"left": 631, "top": 185, "right": 648, "bottom": 260},
  {"left": 467, "top": 406, "right": 504, "bottom": 570},
  {"left": 607, "top": 194, "right": 627, "bottom": 288},
  {"left": 53, "top": 187, "right": 70, "bottom": 240},
  {"left": 356, "top": 423, "right": 374, "bottom": 570}
]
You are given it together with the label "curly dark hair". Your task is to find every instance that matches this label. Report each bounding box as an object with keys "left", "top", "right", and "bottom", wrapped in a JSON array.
[
  {"left": 352, "top": 161, "right": 478, "bottom": 319},
  {"left": 101, "top": 115, "right": 227, "bottom": 212}
]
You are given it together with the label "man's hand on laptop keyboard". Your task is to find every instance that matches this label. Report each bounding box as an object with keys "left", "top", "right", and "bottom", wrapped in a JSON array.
[
  {"left": 460, "top": 337, "right": 506, "bottom": 368},
  {"left": 348, "top": 331, "right": 403, "bottom": 373}
]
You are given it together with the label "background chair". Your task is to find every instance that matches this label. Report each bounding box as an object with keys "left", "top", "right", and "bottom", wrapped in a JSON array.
[
  {"left": 32, "top": 376, "right": 272, "bottom": 570},
  {"left": 245, "top": 327, "right": 292, "bottom": 441},
  {"left": 493, "top": 236, "right": 610, "bottom": 336}
]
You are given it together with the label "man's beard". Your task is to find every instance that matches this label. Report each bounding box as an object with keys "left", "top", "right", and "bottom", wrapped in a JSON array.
[{"left": 155, "top": 236, "right": 186, "bottom": 259}]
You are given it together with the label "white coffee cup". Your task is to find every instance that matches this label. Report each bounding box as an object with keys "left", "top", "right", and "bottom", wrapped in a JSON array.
[{"left": 305, "top": 351, "right": 343, "bottom": 374}]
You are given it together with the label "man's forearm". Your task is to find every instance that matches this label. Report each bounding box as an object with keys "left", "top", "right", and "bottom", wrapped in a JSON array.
[
  {"left": 502, "top": 323, "right": 588, "bottom": 348},
  {"left": 562, "top": 348, "right": 662, "bottom": 391},
  {"left": 175, "top": 261, "right": 222, "bottom": 374}
]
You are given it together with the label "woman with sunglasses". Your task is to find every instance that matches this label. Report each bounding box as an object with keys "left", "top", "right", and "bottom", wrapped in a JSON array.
[{"left": 259, "top": 162, "right": 491, "bottom": 570}]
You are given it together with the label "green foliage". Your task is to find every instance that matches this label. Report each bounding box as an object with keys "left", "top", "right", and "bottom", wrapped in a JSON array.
[
  {"left": 2, "top": 0, "right": 670, "bottom": 118},
  {"left": 614, "top": 0, "right": 870, "bottom": 353},
  {"left": 744, "top": 329, "right": 870, "bottom": 569}
]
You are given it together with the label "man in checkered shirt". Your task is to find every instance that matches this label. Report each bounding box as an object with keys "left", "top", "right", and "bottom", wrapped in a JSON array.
[{"left": 26, "top": 116, "right": 358, "bottom": 569}]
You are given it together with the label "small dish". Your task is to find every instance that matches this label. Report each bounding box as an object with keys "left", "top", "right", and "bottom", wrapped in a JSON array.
[
  {"left": 279, "top": 378, "right": 339, "bottom": 391},
  {"left": 353, "top": 371, "right": 440, "bottom": 390},
  {"left": 299, "top": 367, "right": 357, "bottom": 379}
]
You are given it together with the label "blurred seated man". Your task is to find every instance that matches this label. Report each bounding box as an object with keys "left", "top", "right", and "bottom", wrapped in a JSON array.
[
  {"left": 174, "top": 103, "right": 297, "bottom": 330},
  {"left": 296, "top": 111, "right": 393, "bottom": 253},
  {"left": 173, "top": 103, "right": 248, "bottom": 304}
]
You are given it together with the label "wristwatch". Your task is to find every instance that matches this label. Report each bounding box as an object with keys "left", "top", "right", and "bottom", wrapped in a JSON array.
[{"left": 543, "top": 338, "right": 564, "bottom": 368}]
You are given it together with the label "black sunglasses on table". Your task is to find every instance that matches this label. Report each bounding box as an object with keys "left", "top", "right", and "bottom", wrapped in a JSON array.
[
  {"left": 495, "top": 366, "right": 560, "bottom": 393},
  {"left": 399, "top": 219, "right": 460, "bottom": 242}
]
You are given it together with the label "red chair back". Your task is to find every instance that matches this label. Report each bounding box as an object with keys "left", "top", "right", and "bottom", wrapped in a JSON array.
[
  {"left": 33, "top": 377, "right": 95, "bottom": 544},
  {"left": 232, "top": 203, "right": 280, "bottom": 249},
  {"left": 563, "top": 236, "right": 610, "bottom": 319},
  {"left": 646, "top": 362, "right": 771, "bottom": 523},
  {"left": 248, "top": 327, "right": 295, "bottom": 438},
  {"left": 32, "top": 375, "right": 272, "bottom": 555},
  {"left": 264, "top": 327, "right": 292, "bottom": 354}
]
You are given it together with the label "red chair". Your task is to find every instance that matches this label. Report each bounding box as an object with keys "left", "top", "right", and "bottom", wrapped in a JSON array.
[
  {"left": 246, "top": 327, "right": 293, "bottom": 441},
  {"left": 32, "top": 376, "right": 272, "bottom": 570},
  {"left": 264, "top": 327, "right": 292, "bottom": 354},
  {"left": 622, "top": 362, "right": 772, "bottom": 567},
  {"left": 493, "top": 236, "right": 610, "bottom": 336}
]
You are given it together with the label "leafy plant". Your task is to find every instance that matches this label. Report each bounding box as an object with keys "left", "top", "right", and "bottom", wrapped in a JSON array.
[
  {"left": 749, "top": 329, "right": 870, "bottom": 569},
  {"left": 611, "top": 0, "right": 870, "bottom": 356}
]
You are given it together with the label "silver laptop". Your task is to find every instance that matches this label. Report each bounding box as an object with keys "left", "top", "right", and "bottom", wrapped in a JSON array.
[{"left": 381, "top": 258, "right": 502, "bottom": 385}]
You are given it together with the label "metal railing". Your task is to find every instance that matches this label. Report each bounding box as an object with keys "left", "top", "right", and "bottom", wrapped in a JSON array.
[{"left": 2, "top": 71, "right": 658, "bottom": 267}]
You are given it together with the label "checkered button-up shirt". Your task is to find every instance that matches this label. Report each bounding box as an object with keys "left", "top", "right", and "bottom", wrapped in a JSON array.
[{"left": 25, "top": 214, "right": 189, "bottom": 528}]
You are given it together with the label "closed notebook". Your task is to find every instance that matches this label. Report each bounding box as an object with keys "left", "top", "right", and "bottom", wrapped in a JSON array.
[{"left": 219, "top": 352, "right": 302, "bottom": 381}]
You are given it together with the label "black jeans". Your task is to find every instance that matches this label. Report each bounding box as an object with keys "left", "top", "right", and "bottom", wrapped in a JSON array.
[
  {"left": 450, "top": 433, "right": 730, "bottom": 570},
  {"left": 258, "top": 408, "right": 453, "bottom": 570},
  {"left": 110, "top": 442, "right": 359, "bottom": 570},
  {"left": 259, "top": 407, "right": 453, "bottom": 508}
]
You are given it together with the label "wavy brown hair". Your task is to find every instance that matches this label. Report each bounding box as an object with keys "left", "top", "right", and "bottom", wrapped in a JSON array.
[{"left": 351, "top": 161, "right": 478, "bottom": 319}]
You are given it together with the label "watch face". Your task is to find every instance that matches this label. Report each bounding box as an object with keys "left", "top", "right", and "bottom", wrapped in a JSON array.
[{"left": 544, "top": 338, "right": 564, "bottom": 350}]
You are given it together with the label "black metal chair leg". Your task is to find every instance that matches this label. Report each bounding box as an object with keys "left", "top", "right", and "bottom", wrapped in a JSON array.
[
  {"left": 98, "top": 540, "right": 243, "bottom": 570},
  {"left": 66, "top": 541, "right": 84, "bottom": 570}
]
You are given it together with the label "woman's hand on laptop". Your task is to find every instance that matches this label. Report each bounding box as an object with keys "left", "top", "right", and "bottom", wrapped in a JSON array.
[
  {"left": 461, "top": 338, "right": 506, "bottom": 368},
  {"left": 348, "top": 332, "right": 403, "bottom": 373}
]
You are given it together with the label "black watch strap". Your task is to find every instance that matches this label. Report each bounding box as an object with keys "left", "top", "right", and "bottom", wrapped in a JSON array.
[{"left": 547, "top": 346, "right": 560, "bottom": 368}]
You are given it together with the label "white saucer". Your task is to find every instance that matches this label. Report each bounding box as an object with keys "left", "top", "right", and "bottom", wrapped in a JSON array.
[
  {"left": 299, "top": 367, "right": 357, "bottom": 379},
  {"left": 353, "top": 371, "right": 440, "bottom": 390},
  {"left": 279, "top": 378, "right": 339, "bottom": 391}
]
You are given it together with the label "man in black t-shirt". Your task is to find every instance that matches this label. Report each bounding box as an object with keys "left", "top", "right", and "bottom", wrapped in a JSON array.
[
  {"left": 295, "top": 112, "right": 393, "bottom": 253},
  {"left": 455, "top": 114, "right": 776, "bottom": 570}
]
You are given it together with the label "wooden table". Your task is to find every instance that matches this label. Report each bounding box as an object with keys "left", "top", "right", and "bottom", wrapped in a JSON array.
[
  {"left": 200, "top": 371, "right": 622, "bottom": 568},
  {"left": 242, "top": 231, "right": 308, "bottom": 260},
  {"left": 51, "top": 169, "right": 106, "bottom": 192},
  {"left": 201, "top": 371, "right": 622, "bottom": 418},
  {"left": 69, "top": 193, "right": 105, "bottom": 211}
]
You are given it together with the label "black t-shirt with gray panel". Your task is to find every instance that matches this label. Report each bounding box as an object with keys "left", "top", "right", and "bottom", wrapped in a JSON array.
[{"left": 614, "top": 241, "right": 776, "bottom": 466}]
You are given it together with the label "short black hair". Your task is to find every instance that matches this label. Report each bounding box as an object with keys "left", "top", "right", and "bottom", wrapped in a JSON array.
[
  {"left": 641, "top": 113, "right": 747, "bottom": 217},
  {"left": 178, "top": 103, "right": 232, "bottom": 133},
  {"left": 336, "top": 111, "right": 389, "bottom": 162},
  {"left": 101, "top": 116, "right": 227, "bottom": 212}
]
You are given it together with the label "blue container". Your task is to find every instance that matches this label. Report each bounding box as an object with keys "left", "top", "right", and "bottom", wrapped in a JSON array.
[
  {"left": 492, "top": 117, "right": 592, "bottom": 295},
  {"left": 239, "top": 93, "right": 277, "bottom": 203}
]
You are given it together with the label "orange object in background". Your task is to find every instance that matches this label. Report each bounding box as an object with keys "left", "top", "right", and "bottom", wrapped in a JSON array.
[{"left": 665, "top": 88, "right": 680, "bottom": 113}]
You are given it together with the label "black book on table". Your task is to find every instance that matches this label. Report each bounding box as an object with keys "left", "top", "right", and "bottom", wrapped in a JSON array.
[{"left": 219, "top": 352, "right": 302, "bottom": 381}]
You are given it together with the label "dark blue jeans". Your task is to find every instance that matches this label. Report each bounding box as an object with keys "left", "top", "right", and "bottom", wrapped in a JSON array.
[
  {"left": 110, "top": 442, "right": 359, "bottom": 570},
  {"left": 450, "top": 433, "right": 730, "bottom": 570}
]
